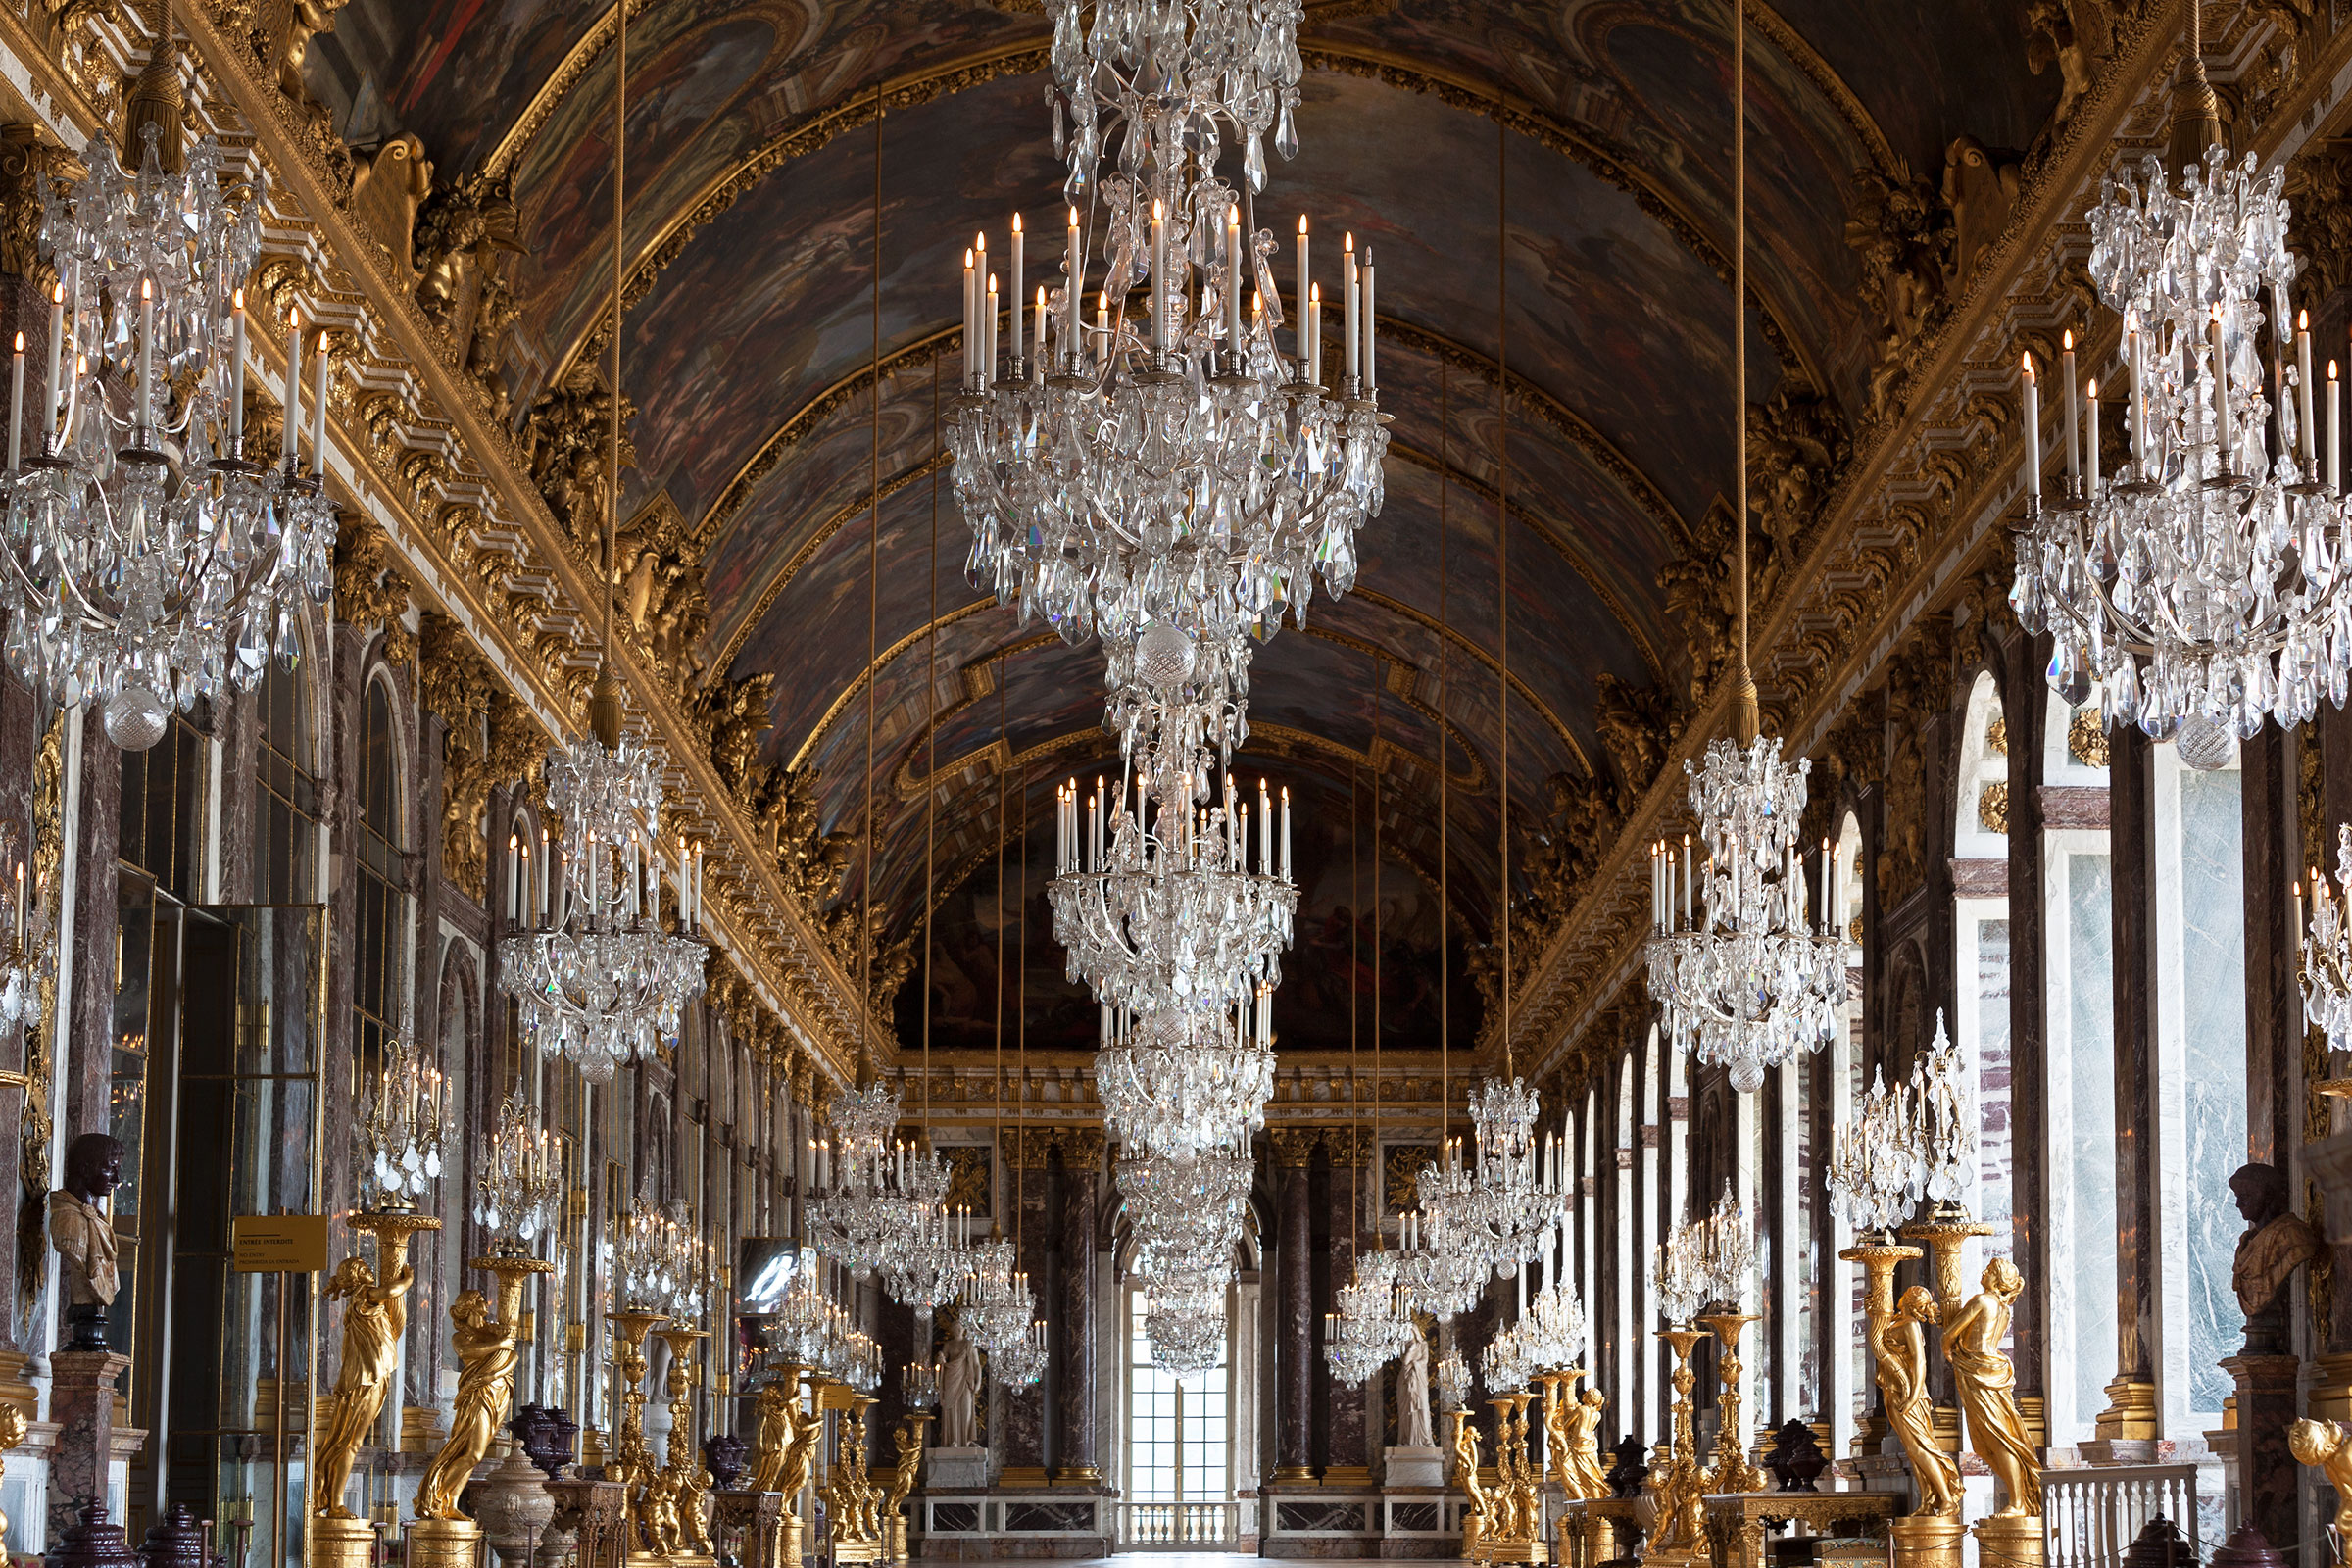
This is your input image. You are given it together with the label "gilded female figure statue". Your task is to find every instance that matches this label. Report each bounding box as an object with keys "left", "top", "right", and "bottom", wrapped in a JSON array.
[
  {"left": 1877, "top": 1287, "right": 1960, "bottom": 1516},
  {"left": 1564, "top": 1388, "right": 1611, "bottom": 1499},
  {"left": 314, "top": 1253, "right": 415, "bottom": 1516},
  {"left": 748, "top": 1382, "right": 793, "bottom": 1492},
  {"left": 1450, "top": 1413, "right": 1488, "bottom": 1557},
  {"left": 1941, "top": 1259, "right": 2040, "bottom": 1516},
  {"left": 416, "top": 1290, "right": 521, "bottom": 1520},
  {"left": 779, "top": 1401, "right": 822, "bottom": 1502}
]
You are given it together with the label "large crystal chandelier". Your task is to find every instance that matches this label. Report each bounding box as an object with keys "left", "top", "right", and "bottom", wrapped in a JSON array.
[
  {"left": 1051, "top": 760, "right": 1298, "bottom": 1017},
  {"left": 1096, "top": 996, "right": 1275, "bottom": 1156},
  {"left": 1400, "top": 1171, "right": 1497, "bottom": 1321},
  {"left": 1407, "top": 1078, "right": 1562, "bottom": 1304},
  {"left": 2011, "top": 3, "right": 2348, "bottom": 742},
  {"left": 1645, "top": 743, "right": 1847, "bottom": 1094},
  {"left": 1326, "top": 1249, "right": 1414, "bottom": 1386},
  {"left": 494, "top": 728, "right": 708, "bottom": 1081},
  {"left": 1824, "top": 1066, "right": 1918, "bottom": 1239},
  {"left": 474, "top": 1086, "right": 563, "bottom": 1250},
  {"left": 2, "top": 109, "right": 335, "bottom": 750},
  {"left": 807, "top": 1079, "right": 956, "bottom": 1297}
]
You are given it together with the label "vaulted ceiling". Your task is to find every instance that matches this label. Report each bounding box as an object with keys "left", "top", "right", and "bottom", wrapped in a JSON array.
[{"left": 308, "top": 0, "right": 2059, "bottom": 1057}]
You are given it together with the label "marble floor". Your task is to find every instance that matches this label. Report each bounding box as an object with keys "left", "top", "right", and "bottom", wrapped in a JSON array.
[{"left": 906, "top": 1560, "right": 1476, "bottom": 1567}]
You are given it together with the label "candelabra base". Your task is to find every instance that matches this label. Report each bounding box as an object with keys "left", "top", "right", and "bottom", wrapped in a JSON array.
[
  {"left": 311, "top": 1516, "right": 375, "bottom": 1568},
  {"left": 623, "top": 1549, "right": 669, "bottom": 1568},
  {"left": 668, "top": 1555, "right": 717, "bottom": 1568},
  {"left": 411, "top": 1519, "right": 485, "bottom": 1568},
  {"left": 1972, "top": 1515, "right": 2044, "bottom": 1568},
  {"left": 830, "top": 1541, "right": 882, "bottom": 1566},
  {"left": 887, "top": 1516, "right": 906, "bottom": 1562},
  {"left": 1889, "top": 1516, "right": 1966, "bottom": 1568},
  {"left": 778, "top": 1511, "right": 805, "bottom": 1568},
  {"left": 1473, "top": 1538, "right": 1548, "bottom": 1564}
]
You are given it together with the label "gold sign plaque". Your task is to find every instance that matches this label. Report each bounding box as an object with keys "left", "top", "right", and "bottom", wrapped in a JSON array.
[{"left": 231, "top": 1214, "right": 330, "bottom": 1273}]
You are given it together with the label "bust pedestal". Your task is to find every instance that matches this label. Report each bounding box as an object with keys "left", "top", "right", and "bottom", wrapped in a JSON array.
[
  {"left": 924, "top": 1446, "right": 989, "bottom": 1490},
  {"left": 1383, "top": 1446, "right": 1444, "bottom": 1488},
  {"left": 43, "top": 1349, "right": 127, "bottom": 1544}
]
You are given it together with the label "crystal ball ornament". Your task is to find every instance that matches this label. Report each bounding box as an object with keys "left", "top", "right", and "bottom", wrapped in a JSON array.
[
  {"left": 2175, "top": 712, "right": 2236, "bottom": 771},
  {"left": 101, "top": 685, "right": 170, "bottom": 752},
  {"left": 1135, "top": 621, "right": 1199, "bottom": 687}
]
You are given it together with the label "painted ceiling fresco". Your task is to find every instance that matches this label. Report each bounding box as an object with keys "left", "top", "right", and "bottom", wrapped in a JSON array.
[{"left": 306, "top": 0, "right": 2067, "bottom": 1053}]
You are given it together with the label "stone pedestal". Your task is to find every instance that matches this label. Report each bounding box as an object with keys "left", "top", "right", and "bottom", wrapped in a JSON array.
[
  {"left": 925, "top": 1446, "right": 989, "bottom": 1489},
  {"left": 43, "top": 1348, "right": 127, "bottom": 1544},
  {"left": 311, "top": 1515, "right": 375, "bottom": 1568},
  {"left": 2222, "top": 1352, "right": 2298, "bottom": 1550},
  {"left": 1384, "top": 1446, "right": 1444, "bottom": 1488},
  {"left": 1973, "top": 1515, "right": 2045, "bottom": 1568}
]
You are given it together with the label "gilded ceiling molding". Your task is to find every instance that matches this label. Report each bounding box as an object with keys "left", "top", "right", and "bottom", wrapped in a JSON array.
[
  {"left": 1386, "top": 441, "right": 1666, "bottom": 690},
  {"left": 1740, "top": 0, "right": 1899, "bottom": 175},
  {"left": 699, "top": 329, "right": 958, "bottom": 554},
  {"left": 1508, "top": 2, "right": 2201, "bottom": 1076},
  {"left": 480, "top": 0, "right": 664, "bottom": 179},
  {"left": 1377, "top": 317, "right": 1692, "bottom": 547},
  {"left": 175, "top": 0, "right": 869, "bottom": 1077}
]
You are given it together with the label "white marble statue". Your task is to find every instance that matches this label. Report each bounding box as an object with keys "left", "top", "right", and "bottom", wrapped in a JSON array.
[
  {"left": 1396, "top": 1327, "right": 1434, "bottom": 1448},
  {"left": 938, "top": 1319, "right": 984, "bottom": 1447}
]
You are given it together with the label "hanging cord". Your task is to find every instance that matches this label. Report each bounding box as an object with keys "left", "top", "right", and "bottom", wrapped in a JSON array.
[
  {"left": 588, "top": 0, "right": 628, "bottom": 749},
  {"left": 1349, "top": 764, "right": 1359, "bottom": 1255},
  {"left": 924, "top": 321, "right": 941, "bottom": 1141},
  {"left": 859, "top": 87, "right": 884, "bottom": 1075},
  {"left": 995, "top": 672, "right": 1007, "bottom": 1234},
  {"left": 1496, "top": 97, "right": 1513, "bottom": 1079},
  {"left": 1016, "top": 737, "right": 1029, "bottom": 1256},
  {"left": 1370, "top": 646, "right": 1384, "bottom": 1244},
  {"left": 1438, "top": 361, "right": 1449, "bottom": 1154},
  {"left": 1732, "top": 0, "right": 1758, "bottom": 748}
]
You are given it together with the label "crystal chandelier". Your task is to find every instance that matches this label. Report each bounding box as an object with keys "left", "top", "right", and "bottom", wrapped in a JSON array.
[
  {"left": 1484, "top": 1219, "right": 1587, "bottom": 1391},
  {"left": 1645, "top": 742, "right": 1847, "bottom": 1094},
  {"left": 1051, "top": 763, "right": 1298, "bottom": 1018},
  {"left": 1399, "top": 1169, "right": 1493, "bottom": 1321},
  {"left": 1435, "top": 1348, "right": 1470, "bottom": 1411},
  {"left": 1097, "top": 997, "right": 1275, "bottom": 1156},
  {"left": 808, "top": 1080, "right": 942, "bottom": 1283},
  {"left": 356, "top": 1038, "right": 446, "bottom": 1211},
  {"left": 1325, "top": 1248, "right": 1414, "bottom": 1385},
  {"left": 2013, "top": 3, "right": 2348, "bottom": 742},
  {"left": 2302, "top": 825, "right": 2352, "bottom": 1052},
  {"left": 495, "top": 729, "right": 708, "bottom": 1081},
  {"left": 1047, "top": 0, "right": 1307, "bottom": 201},
  {"left": 0, "top": 112, "right": 337, "bottom": 753},
  {"left": 993, "top": 1316, "right": 1053, "bottom": 1389},
  {"left": 1408, "top": 1078, "right": 1562, "bottom": 1296},
  {"left": 1824, "top": 1066, "right": 1918, "bottom": 1239},
  {"left": 610, "top": 1194, "right": 703, "bottom": 1317},
  {"left": 1689, "top": 1185, "right": 1755, "bottom": 1305},
  {"left": 1911, "top": 1009, "right": 1975, "bottom": 1205},
  {"left": 949, "top": 180, "right": 1388, "bottom": 710},
  {"left": 1650, "top": 1214, "right": 1713, "bottom": 1328},
  {"left": 474, "top": 1086, "right": 563, "bottom": 1252},
  {"left": 879, "top": 1152, "right": 967, "bottom": 1309},
  {"left": 958, "top": 1235, "right": 1044, "bottom": 1357},
  {"left": 1143, "top": 1275, "right": 1228, "bottom": 1377}
]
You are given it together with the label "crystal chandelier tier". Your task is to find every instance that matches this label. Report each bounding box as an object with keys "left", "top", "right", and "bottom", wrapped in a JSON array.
[
  {"left": 1645, "top": 740, "right": 1847, "bottom": 1094},
  {"left": 1911, "top": 1009, "right": 1975, "bottom": 1206},
  {"left": 356, "top": 1038, "right": 446, "bottom": 1212},
  {"left": 958, "top": 1234, "right": 1044, "bottom": 1354},
  {"left": 610, "top": 1195, "right": 706, "bottom": 1318},
  {"left": 808, "top": 1080, "right": 963, "bottom": 1299},
  {"left": 2302, "top": 824, "right": 2352, "bottom": 1052},
  {"left": 474, "top": 1086, "right": 563, "bottom": 1251},
  {"left": 1051, "top": 764, "right": 1298, "bottom": 1017},
  {"left": 1325, "top": 1248, "right": 1414, "bottom": 1385},
  {"left": 1143, "top": 1274, "right": 1229, "bottom": 1377},
  {"left": 1407, "top": 1078, "right": 1564, "bottom": 1294},
  {"left": 878, "top": 1150, "right": 966, "bottom": 1309},
  {"left": 1047, "top": 0, "right": 1307, "bottom": 202},
  {"left": 2, "top": 122, "right": 336, "bottom": 751},
  {"left": 1824, "top": 1066, "right": 1918, "bottom": 1239},
  {"left": 1399, "top": 1185, "right": 1494, "bottom": 1322},
  {"left": 1650, "top": 1214, "right": 1713, "bottom": 1328},
  {"left": 495, "top": 730, "right": 708, "bottom": 1081},
  {"left": 993, "top": 1317, "right": 1053, "bottom": 1389},
  {"left": 1096, "top": 999, "right": 1275, "bottom": 1156},
  {"left": 950, "top": 180, "right": 1388, "bottom": 710},
  {"left": 2012, "top": 109, "right": 2350, "bottom": 738},
  {"left": 1117, "top": 1142, "right": 1251, "bottom": 1277}
]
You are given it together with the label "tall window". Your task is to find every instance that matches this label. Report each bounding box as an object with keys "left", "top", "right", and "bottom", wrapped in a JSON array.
[
  {"left": 1125, "top": 1288, "right": 1229, "bottom": 1500},
  {"left": 1953, "top": 673, "right": 2015, "bottom": 1254},
  {"left": 352, "top": 680, "right": 405, "bottom": 1080},
  {"left": 253, "top": 661, "right": 319, "bottom": 905}
]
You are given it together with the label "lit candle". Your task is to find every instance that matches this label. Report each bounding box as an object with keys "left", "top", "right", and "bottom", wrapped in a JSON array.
[
  {"left": 39, "top": 282, "right": 61, "bottom": 450},
  {"left": 1151, "top": 199, "right": 1168, "bottom": 354},
  {"left": 1066, "top": 207, "right": 1083, "bottom": 362},
  {"left": 1034, "top": 286, "right": 1048, "bottom": 383},
  {"left": 1097, "top": 290, "right": 1110, "bottom": 373},
  {"left": 2126, "top": 314, "right": 2144, "bottom": 469},
  {"left": 1361, "top": 245, "right": 1376, "bottom": 395},
  {"left": 1306, "top": 281, "right": 1320, "bottom": 383},
  {"left": 984, "top": 273, "right": 999, "bottom": 383},
  {"left": 1280, "top": 786, "right": 1292, "bottom": 881},
  {"left": 136, "top": 275, "right": 154, "bottom": 435},
  {"left": 1343, "top": 232, "right": 1359, "bottom": 384},
  {"left": 508, "top": 831, "right": 521, "bottom": 922},
  {"left": 1681, "top": 834, "right": 1692, "bottom": 929},
  {"left": 1009, "top": 213, "right": 1024, "bottom": 367},
  {"left": 1296, "top": 216, "right": 1309, "bottom": 328},
  {"left": 284, "top": 308, "right": 302, "bottom": 473},
  {"left": 2297, "top": 880, "right": 2306, "bottom": 952},
  {"left": 2302, "top": 309, "right": 2318, "bottom": 466},
  {"left": 1258, "top": 777, "right": 1272, "bottom": 872},
  {"left": 2061, "top": 329, "right": 2079, "bottom": 487},
  {"left": 229, "top": 288, "right": 247, "bottom": 449},
  {"left": 2331, "top": 360, "right": 2342, "bottom": 494},
  {"left": 2021, "top": 353, "right": 2040, "bottom": 503},
  {"left": 310, "top": 332, "right": 329, "bottom": 475},
  {"left": 7, "top": 332, "right": 24, "bottom": 473},
  {"left": 961, "top": 245, "right": 977, "bottom": 383},
  {"left": 2085, "top": 379, "right": 2099, "bottom": 492},
  {"left": 1223, "top": 202, "right": 1244, "bottom": 367}
]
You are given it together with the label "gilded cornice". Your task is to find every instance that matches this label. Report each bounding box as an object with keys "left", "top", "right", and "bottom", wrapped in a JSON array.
[
  {"left": 1512, "top": 2, "right": 2203, "bottom": 1079},
  {"left": 172, "top": 0, "right": 867, "bottom": 1080}
]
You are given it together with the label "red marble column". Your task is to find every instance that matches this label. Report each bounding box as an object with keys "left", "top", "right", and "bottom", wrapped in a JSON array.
[
  {"left": 1273, "top": 1133, "right": 1314, "bottom": 1483},
  {"left": 2093, "top": 726, "right": 2159, "bottom": 1456},
  {"left": 1054, "top": 1152, "right": 1100, "bottom": 1483}
]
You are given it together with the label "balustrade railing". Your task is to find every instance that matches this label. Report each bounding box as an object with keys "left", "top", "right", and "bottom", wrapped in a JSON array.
[
  {"left": 2045, "top": 1463, "right": 2202, "bottom": 1568},
  {"left": 1116, "top": 1500, "right": 1242, "bottom": 1549}
]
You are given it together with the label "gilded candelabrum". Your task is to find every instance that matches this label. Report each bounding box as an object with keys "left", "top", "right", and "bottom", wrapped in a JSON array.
[
  {"left": 824, "top": 1393, "right": 884, "bottom": 1565},
  {"left": 658, "top": 1326, "right": 716, "bottom": 1567},
  {"left": 607, "top": 1307, "right": 668, "bottom": 1567},
  {"left": 1642, "top": 1327, "right": 1711, "bottom": 1565},
  {"left": 882, "top": 1411, "right": 931, "bottom": 1563},
  {"left": 1693, "top": 1309, "right": 1766, "bottom": 1494},
  {"left": 1449, "top": 1407, "right": 1492, "bottom": 1560},
  {"left": 412, "top": 1254, "right": 554, "bottom": 1568},
  {"left": 313, "top": 1207, "right": 441, "bottom": 1568}
]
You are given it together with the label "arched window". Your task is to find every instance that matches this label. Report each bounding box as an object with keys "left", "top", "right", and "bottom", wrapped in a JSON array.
[
  {"left": 1125, "top": 1283, "right": 1232, "bottom": 1515},
  {"left": 253, "top": 659, "right": 319, "bottom": 905},
  {"left": 1613, "top": 1049, "right": 1635, "bottom": 1431},
  {"left": 2041, "top": 696, "right": 2115, "bottom": 1447},
  {"left": 352, "top": 677, "right": 406, "bottom": 1081},
  {"left": 1952, "top": 672, "right": 2014, "bottom": 1254}
]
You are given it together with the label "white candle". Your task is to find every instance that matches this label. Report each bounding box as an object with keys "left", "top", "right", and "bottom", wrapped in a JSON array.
[
  {"left": 229, "top": 289, "right": 247, "bottom": 449},
  {"left": 962, "top": 247, "right": 976, "bottom": 382},
  {"left": 1009, "top": 213, "right": 1024, "bottom": 367},
  {"left": 1097, "top": 291, "right": 1110, "bottom": 373},
  {"left": 985, "top": 274, "right": 999, "bottom": 383},
  {"left": 1258, "top": 779, "right": 1271, "bottom": 872},
  {"left": 2022, "top": 354, "right": 2040, "bottom": 502},
  {"left": 2301, "top": 309, "right": 2318, "bottom": 466},
  {"left": 2330, "top": 361, "right": 2341, "bottom": 494},
  {"left": 1361, "top": 247, "right": 1376, "bottom": 395},
  {"left": 8, "top": 334, "right": 24, "bottom": 473},
  {"left": 1151, "top": 200, "right": 1168, "bottom": 353},
  {"left": 2213, "top": 308, "right": 2232, "bottom": 466},
  {"left": 284, "top": 309, "right": 302, "bottom": 473},
  {"left": 2127, "top": 317, "right": 2144, "bottom": 469},
  {"left": 310, "top": 333, "right": 329, "bottom": 474},
  {"left": 1280, "top": 786, "right": 1291, "bottom": 881},
  {"left": 1306, "top": 282, "right": 1320, "bottom": 383},
  {"left": 39, "top": 284, "right": 61, "bottom": 451},
  {"left": 2061, "top": 329, "right": 2079, "bottom": 486},
  {"left": 1682, "top": 835, "right": 1692, "bottom": 929},
  {"left": 1066, "top": 207, "right": 1083, "bottom": 363},
  {"left": 2086, "top": 379, "right": 2100, "bottom": 492},
  {"left": 1034, "top": 286, "right": 1048, "bottom": 383},
  {"left": 136, "top": 276, "right": 154, "bottom": 435},
  {"left": 1343, "top": 233, "right": 1359, "bottom": 383}
]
